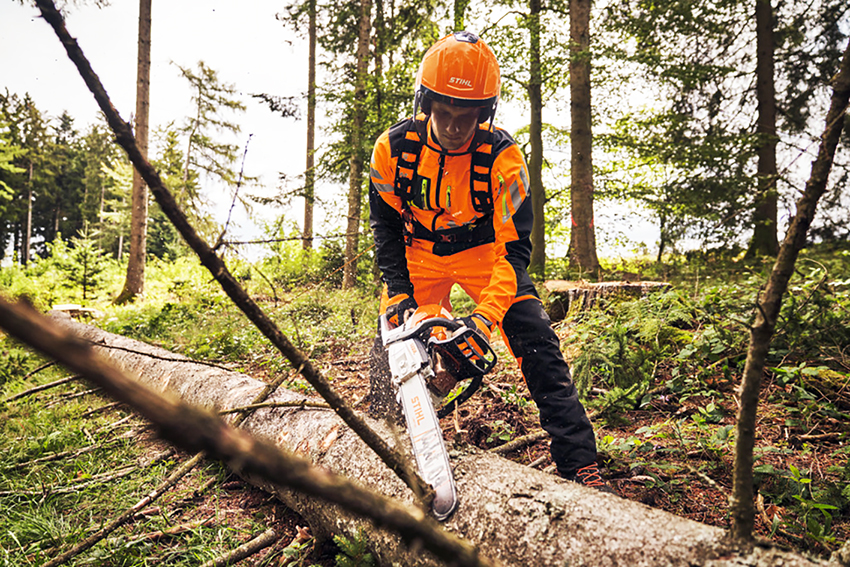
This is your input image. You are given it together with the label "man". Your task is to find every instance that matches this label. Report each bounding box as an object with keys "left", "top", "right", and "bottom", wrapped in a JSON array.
[{"left": 368, "top": 31, "right": 606, "bottom": 489}]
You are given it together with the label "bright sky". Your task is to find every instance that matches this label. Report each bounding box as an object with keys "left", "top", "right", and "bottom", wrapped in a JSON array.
[{"left": 1, "top": 0, "right": 309, "bottom": 246}]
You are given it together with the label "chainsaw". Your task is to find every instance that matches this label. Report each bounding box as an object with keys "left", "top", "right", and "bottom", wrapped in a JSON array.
[{"left": 380, "top": 305, "right": 497, "bottom": 520}]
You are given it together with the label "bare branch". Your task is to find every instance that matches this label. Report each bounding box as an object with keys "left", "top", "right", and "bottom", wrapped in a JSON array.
[
  {"left": 488, "top": 430, "right": 548, "bottom": 455},
  {"left": 32, "top": 0, "right": 428, "bottom": 501},
  {"left": 198, "top": 528, "right": 280, "bottom": 567},
  {"left": 729, "top": 38, "right": 850, "bottom": 542},
  {"left": 3, "top": 374, "right": 82, "bottom": 403}
]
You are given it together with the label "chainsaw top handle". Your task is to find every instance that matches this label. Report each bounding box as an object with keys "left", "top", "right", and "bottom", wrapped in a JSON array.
[{"left": 380, "top": 315, "right": 461, "bottom": 346}]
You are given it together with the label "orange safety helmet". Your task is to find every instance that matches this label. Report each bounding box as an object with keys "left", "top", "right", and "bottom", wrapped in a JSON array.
[{"left": 414, "top": 31, "right": 501, "bottom": 124}]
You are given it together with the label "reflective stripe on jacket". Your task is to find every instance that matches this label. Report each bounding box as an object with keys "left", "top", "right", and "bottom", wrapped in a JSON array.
[{"left": 369, "top": 116, "right": 534, "bottom": 325}]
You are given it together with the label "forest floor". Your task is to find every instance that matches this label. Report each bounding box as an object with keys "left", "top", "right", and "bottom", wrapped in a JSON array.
[
  {"left": 313, "top": 324, "right": 850, "bottom": 560},
  {"left": 2, "top": 268, "right": 849, "bottom": 565}
]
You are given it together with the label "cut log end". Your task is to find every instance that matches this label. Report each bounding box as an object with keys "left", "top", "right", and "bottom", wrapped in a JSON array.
[{"left": 543, "top": 280, "right": 672, "bottom": 322}]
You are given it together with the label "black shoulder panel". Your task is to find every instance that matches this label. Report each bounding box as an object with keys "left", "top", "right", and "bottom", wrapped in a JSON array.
[
  {"left": 489, "top": 127, "right": 517, "bottom": 159},
  {"left": 387, "top": 118, "right": 415, "bottom": 158}
]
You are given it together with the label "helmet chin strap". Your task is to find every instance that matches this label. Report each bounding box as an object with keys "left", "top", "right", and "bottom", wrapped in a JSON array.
[{"left": 413, "top": 90, "right": 423, "bottom": 118}]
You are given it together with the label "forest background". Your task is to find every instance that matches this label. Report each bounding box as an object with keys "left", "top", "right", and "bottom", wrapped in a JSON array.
[
  {"left": 2, "top": 0, "right": 848, "bottom": 274},
  {"left": 1, "top": 0, "right": 850, "bottom": 565}
]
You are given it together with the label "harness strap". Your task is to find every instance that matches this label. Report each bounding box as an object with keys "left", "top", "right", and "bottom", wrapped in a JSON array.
[
  {"left": 405, "top": 213, "right": 494, "bottom": 244},
  {"left": 393, "top": 118, "right": 495, "bottom": 246},
  {"left": 470, "top": 137, "right": 493, "bottom": 215}
]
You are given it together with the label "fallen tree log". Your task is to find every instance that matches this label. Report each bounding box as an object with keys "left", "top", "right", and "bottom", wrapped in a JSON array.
[{"left": 50, "top": 314, "right": 829, "bottom": 567}]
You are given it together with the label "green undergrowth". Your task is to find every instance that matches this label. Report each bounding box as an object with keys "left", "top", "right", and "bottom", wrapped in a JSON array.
[
  {"left": 99, "top": 285, "right": 379, "bottom": 391},
  {"left": 559, "top": 245, "right": 850, "bottom": 553}
]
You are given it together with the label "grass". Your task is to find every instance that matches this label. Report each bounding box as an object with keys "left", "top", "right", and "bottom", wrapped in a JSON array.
[
  {"left": 0, "top": 350, "right": 290, "bottom": 567},
  {"left": 0, "top": 252, "right": 377, "bottom": 566}
]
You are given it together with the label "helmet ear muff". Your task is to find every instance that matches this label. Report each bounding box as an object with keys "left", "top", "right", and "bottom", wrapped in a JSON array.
[
  {"left": 420, "top": 95, "right": 432, "bottom": 115},
  {"left": 478, "top": 107, "right": 491, "bottom": 124}
]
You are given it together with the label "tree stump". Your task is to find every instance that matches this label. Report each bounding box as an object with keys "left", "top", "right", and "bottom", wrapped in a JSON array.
[{"left": 543, "top": 280, "right": 672, "bottom": 322}]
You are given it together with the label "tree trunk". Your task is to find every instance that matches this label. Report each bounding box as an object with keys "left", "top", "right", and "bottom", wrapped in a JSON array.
[
  {"left": 747, "top": 0, "right": 779, "bottom": 258},
  {"left": 22, "top": 161, "right": 33, "bottom": 265},
  {"left": 568, "top": 0, "right": 599, "bottom": 276},
  {"left": 303, "top": 0, "right": 316, "bottom": 251},
  {"left": 116, "top": 0, "right": 151, "bottom": 303},
  {"left": 527, "top": 0, "right": 546, "bottom": 279},
  {"left": 453, "top": 0, "right": 470, "bottom": 31},
  {"left": 730, "top": 38, "right": 850, "bottom": 542},
  {"left": 543, "top": 280, "right": 671, "bottom": 322},
  {"left": 49, "top": 314, "right": 823, "bottom": 567},
  {"left": 342, "top": 0, "right": 371, "bottom": 289},
  {"left": 373, "top": 0, "right": 384, "bottom": 128}
]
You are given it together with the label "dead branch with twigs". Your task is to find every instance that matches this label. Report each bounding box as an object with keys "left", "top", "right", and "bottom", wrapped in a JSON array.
[
  {"left": 8, "top": 438, "right": 124, "bottom": 471},
  {"left": 40, "top": 453, "right": 207, "bottom": 567},
  {"left": 39, "top": 353, "right": 296, "bottom": 565},
  {"left": 3, "top": 374, "right": 82, "bottom": 403},
  {"left": 130, "top": 517, "right": 215, "bottom": 543},
  {"left": 488, "top": 429, "right": 548, "bottom": 455},
  {"left": 43, "top": 387, "right": 103, "bottom": 408},
  {"left": 80, "top": 401, "right": 125, "bottom": 418},
  {"left": 31, "top": 0, "right": 429, "bottom": 503}
]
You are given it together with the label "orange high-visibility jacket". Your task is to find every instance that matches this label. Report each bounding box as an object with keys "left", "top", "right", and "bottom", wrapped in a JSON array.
[{"left": 369, "top": 116, "right": 534, "bottom": 325}]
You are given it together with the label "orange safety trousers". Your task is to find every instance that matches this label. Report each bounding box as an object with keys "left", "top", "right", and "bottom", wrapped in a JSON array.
[
  {"left": 378, "top": 242, "right": 597, "bottom": 477},
  {"left": 378, "top": 243, "right": 518, "bottom": 316}
]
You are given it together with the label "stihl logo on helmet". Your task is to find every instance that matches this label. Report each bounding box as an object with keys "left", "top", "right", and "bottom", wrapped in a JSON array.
[{"left": 449, "top": 77, "right": 473, "bottom": 88}]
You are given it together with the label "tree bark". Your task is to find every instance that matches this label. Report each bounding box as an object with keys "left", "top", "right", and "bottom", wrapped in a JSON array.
[
  {"left": 730, "top": 38, "right": 850, "bottom": 542},
  {"left": 527, "top": 0, "right": 546, "bottom": 279},
  {"left": 747, "top": 0, "right": 779, "bottom": 258},
  {"left": 543, "top": 280, "right": 671, "bottom": 322},
  {"left": 116, "top": 0, "right": 151, "bottom": 303},
  {"left": 342, "top": 0, "right": 371, "bottom": 289},
  {"left": 303, "top": 0, "right": 316, "bottom": 251},
  {"left": 568, "top": 0, "right": 599, "bottom": 275},
  {"left": 46, "top": 315, "right": 824, "bottom": 567},
  {"left": 453, "top": 0, "right": 470, "bottom": 30},
  {"left": 23, "top": 161, "right": 33, "bottom": 265}
]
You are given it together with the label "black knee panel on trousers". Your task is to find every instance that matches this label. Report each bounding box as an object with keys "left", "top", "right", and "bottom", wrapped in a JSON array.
[{"left": 501, "top": 299, "right": 597, "bottom": 477}]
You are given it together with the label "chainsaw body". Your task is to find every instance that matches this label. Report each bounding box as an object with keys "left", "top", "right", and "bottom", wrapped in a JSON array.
[{"left": 380, "top": 306, "right": 497, "bottom": 519}]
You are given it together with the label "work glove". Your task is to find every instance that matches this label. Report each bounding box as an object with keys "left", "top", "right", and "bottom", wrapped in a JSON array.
[
  {"left": 385, "top": 294, "right": 418, "bottom": 326},
  {"left": 458, "top": 313, "right": 494, "bottom": 341}
]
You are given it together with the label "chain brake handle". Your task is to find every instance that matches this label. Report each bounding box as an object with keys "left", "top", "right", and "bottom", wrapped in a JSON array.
[{"left": 428, "top": 325, "right": 496, "bottom": 418}]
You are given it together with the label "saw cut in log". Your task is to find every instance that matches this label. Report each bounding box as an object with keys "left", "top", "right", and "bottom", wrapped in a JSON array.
[
  {"left": 49, "top": 314, "right": 823, "bottom": 567},
  {"left": 543, "top": 280, "right": 672, "bottom": 322}
]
